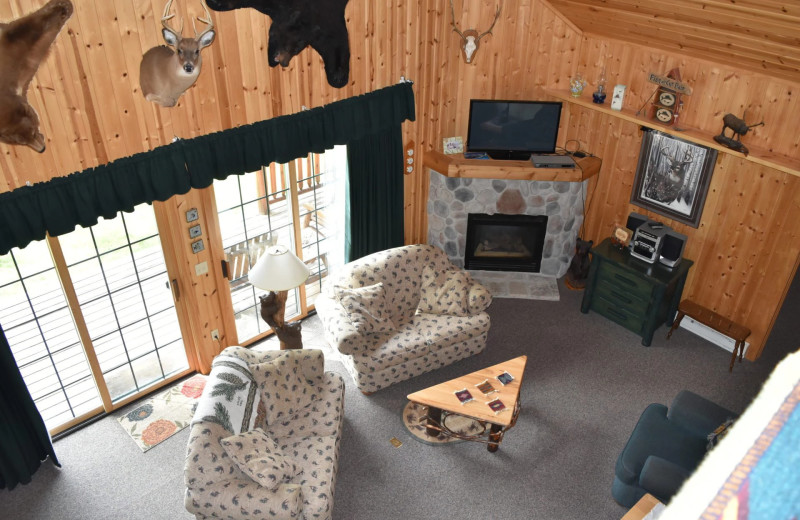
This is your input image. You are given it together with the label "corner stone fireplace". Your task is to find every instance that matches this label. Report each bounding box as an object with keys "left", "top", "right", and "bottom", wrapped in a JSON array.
[{"left": 427, "top": 171, "right": 587, "bottom": 278}]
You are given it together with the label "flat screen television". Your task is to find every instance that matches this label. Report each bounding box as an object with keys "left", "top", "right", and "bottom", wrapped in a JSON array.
[{"left": 466, "top": 99, "right": 563, "bottom": 160}]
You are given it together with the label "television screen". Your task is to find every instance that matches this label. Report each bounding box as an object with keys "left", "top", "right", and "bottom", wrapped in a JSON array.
[{"left": 466, "top": 100, "right": 563, "bottom": 160}]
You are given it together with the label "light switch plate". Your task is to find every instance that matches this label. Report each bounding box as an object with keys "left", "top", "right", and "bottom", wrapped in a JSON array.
[
  {"left": 186, "top": 208, "right": 199, "bottom": 222},
  {"left": 189, "top": 224, "right": 202, "bottom": 238},
  {"left": 195, "top": 261, "right": 208, "bottom": 275},
  {"left": 191, "top": 239, "right": 205, "bottom": 253}
]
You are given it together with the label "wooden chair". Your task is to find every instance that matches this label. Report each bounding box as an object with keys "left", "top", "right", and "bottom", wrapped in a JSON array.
[
  {"left": 301, "top": 203, "right": 329, "bottom": 282},
  {"left": 223, "top": 232, "right": 274, "bottom": 289}
]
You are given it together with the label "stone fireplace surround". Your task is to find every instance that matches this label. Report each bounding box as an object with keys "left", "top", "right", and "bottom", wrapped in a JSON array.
[{"left": 427, "top": 170, "right": 587, "bottom": 279}]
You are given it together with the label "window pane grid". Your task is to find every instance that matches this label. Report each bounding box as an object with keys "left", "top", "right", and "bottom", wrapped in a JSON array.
[
  {"left": 62, "top": 208, "right": 188, "bottom": 402},
  {"left": 216, "top": 160, "right": 309, "bottom": 344},
  {"left": 0, "top": 250, "right": 102, "bottom": 430}
]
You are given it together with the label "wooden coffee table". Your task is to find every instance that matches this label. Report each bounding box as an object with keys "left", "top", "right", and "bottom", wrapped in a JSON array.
[{"left": 407, "top": 356, "right": 527, "bottom": 452}]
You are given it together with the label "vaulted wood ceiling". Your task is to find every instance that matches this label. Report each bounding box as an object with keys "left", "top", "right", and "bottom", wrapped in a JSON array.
[{"left": 547, "top": 0, "right": 800, "bottom": 84}]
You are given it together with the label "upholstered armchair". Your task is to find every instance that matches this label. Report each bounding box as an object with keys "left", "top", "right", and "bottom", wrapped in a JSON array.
[
  {"left": 184, "top": 347, "right": 345, "bottom": 520},
  {"left": 612, "top": 390, "right": 738, "bottom": 508},
  {"left": 315, "top": 244, "right": 492, "bottom": 394}
]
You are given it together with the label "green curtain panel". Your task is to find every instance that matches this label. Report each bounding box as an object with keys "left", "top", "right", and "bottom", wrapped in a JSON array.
[
  {"left": 345, "top": 125, "right": 405, "bottom": 261},
  {"left": 0, "top": 82, "right": 415, "bottom": 255},
  {"left": 0, "top": 325, "right": 60, "bottom": 490}
]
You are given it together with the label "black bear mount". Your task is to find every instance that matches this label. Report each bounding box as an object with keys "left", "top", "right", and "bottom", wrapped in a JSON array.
[{"left": 204, "top": 0, "right": 351, "bottom": 88}]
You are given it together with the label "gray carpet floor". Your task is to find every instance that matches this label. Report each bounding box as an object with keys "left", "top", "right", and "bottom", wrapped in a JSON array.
[{"left": 2, "top": 276, "right": 797, "bottom": 519}]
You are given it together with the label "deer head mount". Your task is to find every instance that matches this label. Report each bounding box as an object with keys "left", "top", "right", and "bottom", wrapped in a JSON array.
[
  {"left": 139, "top": 0, "right": 216, "bottom": 107},
  {"left": 449, "top": 0, "right": 501, "bottom": 64},
  {"left": 0, "top": 0, "right": 73, "bottom": 153}
]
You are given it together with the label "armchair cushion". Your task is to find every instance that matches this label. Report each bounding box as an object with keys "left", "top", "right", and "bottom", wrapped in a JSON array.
[
  {"left": 417, "top": 265, "right": 493, "bottom": 316},
  {"left": 333, "top": 282, "right": 395, "bottom": 334},
  {"left": 221, "top": 429, "right": 301, "bottom": 490},
  {"left": 256, "top": 354, "right": 319, "bottom": 426},
  {"left": 418, "top": 266, "right": 473, "bottom": 316}
]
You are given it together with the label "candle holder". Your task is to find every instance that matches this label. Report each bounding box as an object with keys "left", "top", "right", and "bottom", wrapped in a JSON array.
[{"left": 592, "top": 67, "right": 607, "bottom": 104}]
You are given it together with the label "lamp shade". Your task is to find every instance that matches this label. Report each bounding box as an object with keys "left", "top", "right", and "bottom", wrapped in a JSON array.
[{"left": 248, "top": 245, "right": 310, "bottom": 291}]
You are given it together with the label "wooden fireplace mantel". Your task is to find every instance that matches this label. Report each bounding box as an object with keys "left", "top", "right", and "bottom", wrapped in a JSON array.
[{"left": 423, "top": 150, "right": 601, "bottom": 182}]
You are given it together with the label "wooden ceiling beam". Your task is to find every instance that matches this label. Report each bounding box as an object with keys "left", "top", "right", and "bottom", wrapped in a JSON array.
[{"left": 551, "top": 0, "right": 800, "bottom": 43}]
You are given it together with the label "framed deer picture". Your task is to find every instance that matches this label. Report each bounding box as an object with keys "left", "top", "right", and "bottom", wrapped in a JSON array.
[{"left": 630, "top": 129, "right": 718, "bottom": 228}]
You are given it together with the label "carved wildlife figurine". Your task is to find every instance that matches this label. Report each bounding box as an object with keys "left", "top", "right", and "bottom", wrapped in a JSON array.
[
  {"left": 204, "top": 0, "right": 351, "bottom": 88},
  {"left": 140, "top": 0, "right": 216, "bottom": 107},
  {"left": 449, "top": 0, "right": 501, "bottom": 64},
  {"left": 713, "top": 113, "right": 764, "bottom": 156},
  {"left": 0, "top": 0, "right": 73, "bottom": 153}
]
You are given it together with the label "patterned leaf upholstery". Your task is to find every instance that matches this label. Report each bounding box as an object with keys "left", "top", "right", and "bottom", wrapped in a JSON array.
[
  {"left": 316, "top": 244, "right": 492, "bottom": 394},
  {"left": 184, "top": 347, "right": 344, "bottom": 520}
]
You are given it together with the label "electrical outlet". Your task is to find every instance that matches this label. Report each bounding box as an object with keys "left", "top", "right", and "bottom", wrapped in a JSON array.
[{"left": 211, "top": 329, "right": 219, "bottom": 341}]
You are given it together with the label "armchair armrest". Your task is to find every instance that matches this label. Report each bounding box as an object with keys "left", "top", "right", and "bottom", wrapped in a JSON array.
[
  {"left": 315, "top": 294, "right": 370, "bottom": 356},
  {"left": 185, "top": 479, "right": 303, "bottom": 520},
  {"left": 467, "top": 281, "right": 493, "bottom": 314},
  {"left": 639, "top": 456, "right": 692, "bottom": 503}
]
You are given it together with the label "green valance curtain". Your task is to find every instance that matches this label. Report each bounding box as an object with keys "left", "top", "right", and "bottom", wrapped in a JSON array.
[
  {"left": 0, "top": 325, "right": 60, "bottom": 489},
  {"left": 0, "top": 82, "right": 415, "bottom": 255}
]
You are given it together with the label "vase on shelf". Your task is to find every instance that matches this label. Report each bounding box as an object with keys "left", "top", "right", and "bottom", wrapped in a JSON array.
[
  {"left": 592, "top": 67, "right": 607, "bottom": 104},
  {"left": 569, "top": 73, "right": 587, "bottom": 98}
]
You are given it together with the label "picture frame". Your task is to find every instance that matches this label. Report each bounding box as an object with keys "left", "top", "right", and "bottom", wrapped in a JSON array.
[
  {"left": 442, "top": 136, "right": 464, "bottom": 155},
  {"left": 630, "top": 129, "right": 718, "bottom": 228}
]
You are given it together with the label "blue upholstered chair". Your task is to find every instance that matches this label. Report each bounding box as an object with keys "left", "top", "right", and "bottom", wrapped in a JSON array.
[{"left": 612, "top": 390, "right": 738, "bottom": 508}]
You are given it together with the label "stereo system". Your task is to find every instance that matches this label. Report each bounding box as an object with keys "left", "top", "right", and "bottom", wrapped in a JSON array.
[{"left": 625, "top": 212, "right": 687, "bottom": 267}]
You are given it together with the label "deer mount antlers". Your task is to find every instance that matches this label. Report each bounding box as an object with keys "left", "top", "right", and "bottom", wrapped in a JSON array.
[
  {"left": 449, "top": 0, "right": 501, "bottom": 64},
  {"left": 139, "top": 0, "right": 216, "bottom": 107}
]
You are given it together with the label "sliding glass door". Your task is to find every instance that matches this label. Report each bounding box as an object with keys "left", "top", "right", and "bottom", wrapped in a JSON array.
[
  {"left": 214, "top": 148, "right": 344, "bottom": 346},
  {"left": 0, "top": 240, "right": 103, "bottom": 431},
  {"left": 0, "top": 203, "right": 191, "bottom": 434}
]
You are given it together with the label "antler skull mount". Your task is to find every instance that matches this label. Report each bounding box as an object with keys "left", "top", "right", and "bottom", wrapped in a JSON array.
[{"left": 449, "top": 0, "right": 502, "bottom": 64}]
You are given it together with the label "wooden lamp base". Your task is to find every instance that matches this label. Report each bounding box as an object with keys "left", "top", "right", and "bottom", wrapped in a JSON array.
[{"left": 259, "top": 291, "right": 303, "bottom": 350}]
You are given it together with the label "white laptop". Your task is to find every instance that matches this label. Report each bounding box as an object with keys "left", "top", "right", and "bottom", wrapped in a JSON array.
[{"left": 530, "top": 154, "right": 576, "bottom": 168}]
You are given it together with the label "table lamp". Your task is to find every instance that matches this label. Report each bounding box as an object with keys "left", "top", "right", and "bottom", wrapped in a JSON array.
[{"left": 248, "top": 244, "right": 310, "bottom": 349}]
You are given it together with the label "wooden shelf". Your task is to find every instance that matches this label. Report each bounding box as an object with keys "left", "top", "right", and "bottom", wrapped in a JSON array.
[
  {"left": 423, "top": 150, "right": 601, "bottom": 182},
  {"left": 546, "top": 89, "right": 800, "bottom": 178}
]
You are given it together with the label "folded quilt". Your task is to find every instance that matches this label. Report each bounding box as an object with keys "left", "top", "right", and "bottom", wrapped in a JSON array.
[{"left": 192, "top": 355, "right": 261, "bottom": 434}]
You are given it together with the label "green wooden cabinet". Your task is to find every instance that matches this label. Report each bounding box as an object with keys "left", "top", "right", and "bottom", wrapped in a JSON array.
[{"left": 580, "top": 238, "right": 693, "bottom": 346}]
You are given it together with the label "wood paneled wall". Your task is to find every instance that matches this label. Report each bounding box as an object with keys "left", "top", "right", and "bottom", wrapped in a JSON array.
[
  {"left": 566, "top": 37, "right": 800, "bottom": 360},
  {"left": 2, "top": 0, "right": 798, "bottom": 361}
]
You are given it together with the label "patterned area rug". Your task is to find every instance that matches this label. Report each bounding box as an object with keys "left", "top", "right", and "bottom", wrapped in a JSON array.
[
  {"left": 117, "top": 374, "right": 206, "bottom": 452},
  {"left": 402, "top": 401, "right": 485, "bottom": 445}
]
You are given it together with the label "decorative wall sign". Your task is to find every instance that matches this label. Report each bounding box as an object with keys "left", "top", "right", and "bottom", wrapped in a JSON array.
[
  {"left": 647, "top": 68, "right": 690, "bottom": 127},
  {"left": 630, "top": 130, "right": 718, "bottom": 228}
]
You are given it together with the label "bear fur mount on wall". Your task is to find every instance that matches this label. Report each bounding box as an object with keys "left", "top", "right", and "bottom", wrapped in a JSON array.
[
  {"left": 204, "top": 0, "right": 351, "bottom": 88},
  {"left": 0, "top": 0, "right": 73, "bottom": 153}
]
